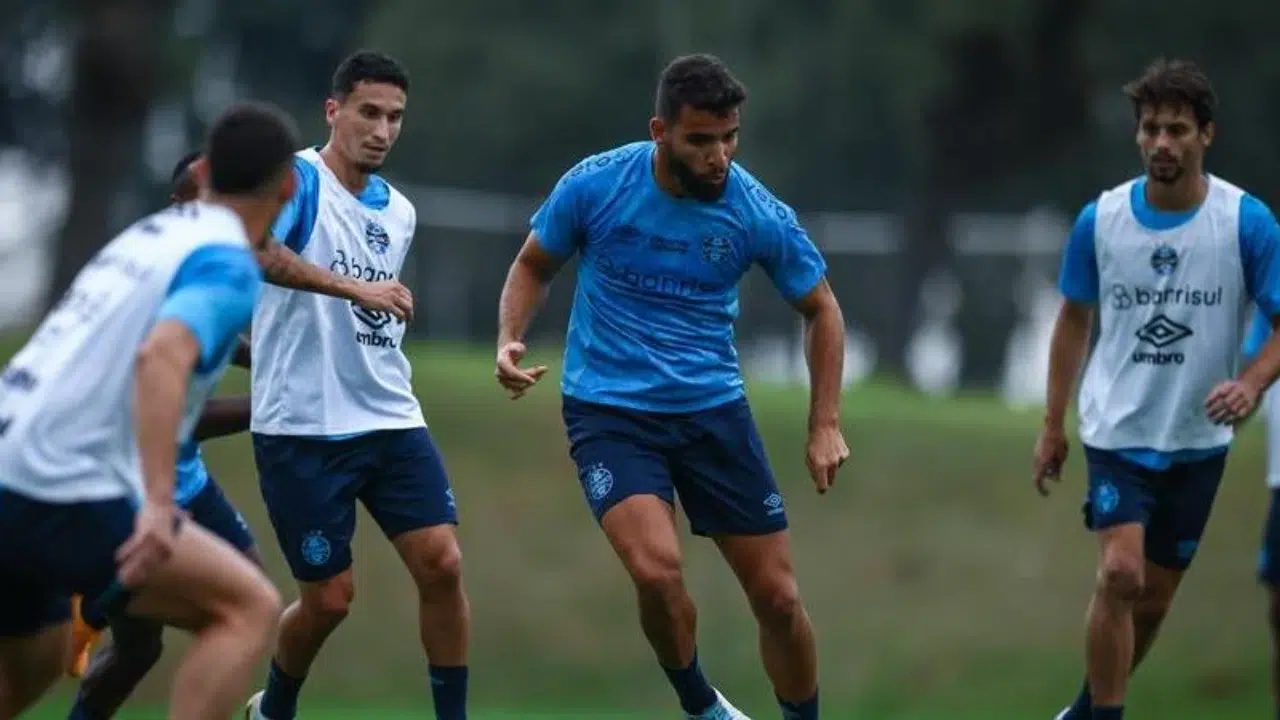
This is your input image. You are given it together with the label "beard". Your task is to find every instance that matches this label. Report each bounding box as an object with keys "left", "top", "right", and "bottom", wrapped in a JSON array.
[{"left": 665, "top": 150, "right": 727, "bottom": 202}]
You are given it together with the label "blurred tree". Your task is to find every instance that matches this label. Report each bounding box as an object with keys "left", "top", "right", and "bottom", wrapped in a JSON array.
[{"left": 48, "top": 0, "right": 176, "bottom": 310}]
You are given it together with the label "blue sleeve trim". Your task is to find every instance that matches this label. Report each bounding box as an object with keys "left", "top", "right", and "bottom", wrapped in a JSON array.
[
  {"left": 158, "top": 245, "right": 263, "bottom": 373},
  {"left": 1244, "top": 307, "right": 1273, "bottom": 360},
  {"left": 1058, "top": 201, "right": 1099, "bottom": 303},
  {"left": 272, "top": 158, "right": 321, "bottom": 254},
  {"left": 530, "top": 164, "right": 589, "bottom": 257},
  {"left": 356, "top": 175, "right": 391, "bottom": 210},
  {"left": 1240, "top": 194, "right": 1280, "bottom": 317}
]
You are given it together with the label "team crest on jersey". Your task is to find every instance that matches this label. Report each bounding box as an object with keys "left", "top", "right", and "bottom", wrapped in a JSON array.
[
  {"left": 364, "top": 220, "right": 391, "bottom": 255},
  {"left": 701, "top": 235, "right": 732, "bottom": 264},
  {"left": 1150, "top": 244, "right": 1178, "bottom": 276}
]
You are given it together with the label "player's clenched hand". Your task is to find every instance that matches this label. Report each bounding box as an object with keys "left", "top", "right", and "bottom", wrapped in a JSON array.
[
  {"left": 495, "top": 341, "right": 548, "bottom": 400},
  {"left": 115, "top": 499, "right": 182, "bottom": 587},
  {"left": 352, "top": 280, "right": 414, "bottom": 322},
  {"left": 805, "top": 423, "right": 849, "bottom": 494},
  {"left": 1205, "top": 379, "right": 1261, "bottom": 425},
  {"left": 1033, "top": 425, "right": 1069, "bottom": 497}
]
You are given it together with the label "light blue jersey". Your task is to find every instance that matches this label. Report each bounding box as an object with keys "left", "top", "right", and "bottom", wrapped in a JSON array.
[
  {"left": 1245, "top": 307, "right": 1273, "bottom": 360},
  {"left": 530, "top": 141, "right": 827, "bottom": 413},
  {"left": 1059, "top": 176, "right": 1280, "bottom": 469},
  {"left": 174, "top": 440, "right": 209, "bottom": 507}
]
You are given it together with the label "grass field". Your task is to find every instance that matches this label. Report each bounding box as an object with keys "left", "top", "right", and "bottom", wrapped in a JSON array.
[{"left": 16, "top": 343, "right": 1278, "bottom": 718}]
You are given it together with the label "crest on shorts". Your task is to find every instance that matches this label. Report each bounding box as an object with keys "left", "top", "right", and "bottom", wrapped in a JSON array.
[
  {"left": 301, "top": 530, "right": 332, "bottom": 566},
  {"left": 585, "top": 463, "right": 614, "bottom": 502},
  {"left": 1150, "top": 244, "right": 1178, "bottom": 276},
  {"left": 365, "top": 220, "right": 391, "bottom": 255},
  {"left": 1093, "top": 482, "right": 1119, "bottom": 515},
  {"left": 701, "top": 235, "right": 732, "bottom": 265}
]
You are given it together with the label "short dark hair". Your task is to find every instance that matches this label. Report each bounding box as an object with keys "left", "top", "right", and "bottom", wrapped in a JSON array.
[
  {"left": 332, "top": 50, "right": 409, "bottom": 99},
  {"left": 655, "top": 53, "right": 747, "bottom": 122},
  {"left": 204, "top": 101, "right": 300, "bottom": 195},
  {"left": 1123, "top": 58, "right": 1217, "bottom": 128},
  {"left": 169, "top": 150, "right": 202, "bottom": 186}
]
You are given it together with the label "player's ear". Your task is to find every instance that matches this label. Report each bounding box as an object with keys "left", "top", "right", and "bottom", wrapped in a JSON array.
[
  {"left": 1201, "top": 120, "right": 1215, "bottom": 148},
  {"left": 648, "top": 116, "right": 665, "bottom": 144},
  {"left": 324, "top": 97, "right": 340, "bottom": 128},
  {"left": 189, "top": 156, "right": 209, "bottom": 187},
  {"left": 278, "top": 164, "right": 297, "bottom": 204}
]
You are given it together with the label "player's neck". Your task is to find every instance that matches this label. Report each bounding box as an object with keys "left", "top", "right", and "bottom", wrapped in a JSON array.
[
  {"left": 1144, "top": 172, "right": 1207, "bottom": 213},
  {"left": 651, "top": 150, "right": 686, "bottom": 198},
  {"left": 318, "top": 144, "right": 369, "bottom": 195},
  {"left": 203, "top": 193, "right": 272, "bottom": 248}
]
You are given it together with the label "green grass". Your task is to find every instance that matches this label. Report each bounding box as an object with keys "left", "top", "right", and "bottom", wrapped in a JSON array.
[{"left": 16, "top": 343, "right": 1278, "bottom": 718}]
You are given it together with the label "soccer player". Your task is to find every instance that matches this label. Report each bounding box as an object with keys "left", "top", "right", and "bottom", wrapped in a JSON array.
[
  {"left": 65, "top": 150, "right": 263, "bottom": 719},
  {"left": 495, "top": 54, "right": 848, "bottom": 720},
  {"left": 1243, "top": 307, "right": 1280, "bottom": 717},
  {"left": 242, "top": 50, "right": 470, "bottom": 720},
  {"left": 1034, "top": 58, "right": 1280, "bottom": 720},
  {"left": 0, "top": 102, "right": 296, "bottom": 720}
]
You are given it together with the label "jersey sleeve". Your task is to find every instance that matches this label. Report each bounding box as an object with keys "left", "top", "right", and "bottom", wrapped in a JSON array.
[
  {"left": 751, "top": 193, "right": 828, "bottom": 302},
  {"left": 156, "top": 245, "right": 263, "bottom": 373},
  {"left": 1057, "top": 201, "right": 1099, "bottom": 304},
  {"left": 269, "top": 157, "right": 321, "bottom": 254},
  {"left": 1243, "top": 307, "right": 1273, "bottom": 360},
  {"left": 529, "top": 163, "right": 590, "bottom": 258},
  {"left": 1239, "top": 194, "right": 1280, "bottom": 317}
]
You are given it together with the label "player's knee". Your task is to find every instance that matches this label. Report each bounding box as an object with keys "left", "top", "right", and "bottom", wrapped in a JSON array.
[
  {"left": 411, "top": 537, "right": 464, "bottom": 595},
  {"left": 745, "top": 574, "right": 803, "bottom": 628},
  {"left": 301, "top": 573, "right": 355, "bottom": 623},
  {"left": 623, "top": 547, "right": 685, "bottom": 601},
  {"left": 1096, "top": 555, "right": 1144, "bottom": 603}
]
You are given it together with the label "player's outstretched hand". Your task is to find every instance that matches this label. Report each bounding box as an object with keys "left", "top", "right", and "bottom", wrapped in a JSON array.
[
  {"left": 115, "top": 499, "right": 182, "bottom": 587},
  {"left": 1033, "top": 425, "right": 1069, "bottom": 497},
  {"left": 1204, "top": 379, "right": 1261, "bottom": 425},
  {"left": 353, "top": 280, "right": 415, "bottom": 322},
  {"left": 805, "top": 423, "right": 849, "bottom": 494},
  {"left": 495, "top": 341, "right": 548, "bottom": 400}
]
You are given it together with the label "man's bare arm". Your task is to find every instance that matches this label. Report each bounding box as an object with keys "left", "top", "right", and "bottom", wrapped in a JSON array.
[
  {"left": 1044, "top": 300, "right": 1094, "bottom": 431},
  {"left": 790, "top": 279, "right": 845, "bottom": 431},
  {"left": 497, "top": 235, "right": 566, "bottom": 347},
  {"left": 256, "top": 242, "right": 360, "bottom": 299}
]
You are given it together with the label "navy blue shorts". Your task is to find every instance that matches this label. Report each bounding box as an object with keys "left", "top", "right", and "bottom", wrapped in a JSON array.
[
  {"left": 562, "top": 396, "right": 786, "bottom": 537},
  {"left": 0, "top": 488, "right": 135, "bottom": 637},
  {"left": 1082, "top": 446, "right": 1226, "bottom": 571},
  {"left": 186, "top": 477, "right": 255, "bottom": 554},
  {"left": 253, "top": 427, "right": 456, "bottom": 582},
  {"left": 1259, "top": 488, "right": 1280, "bottom": 588}
]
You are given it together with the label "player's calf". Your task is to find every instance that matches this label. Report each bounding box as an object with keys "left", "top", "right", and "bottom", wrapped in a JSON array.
[
  {"left": 72, "top": 615, "right": 165, "bottom": 718},
  {"left": 125, "top": 522, "right": 281, "bottom": 720},
  {"left": 394, "top": 525, "right": 469, "bottom": 719},
  {"left": 1084, "top": 524, "right": 1145, "bottom": 717},
  {"left": 717, "top": 531, "right": 819, "bottom": 719},
  {"left": 600, "top": 496, "right": 721, "bottom": 716}
]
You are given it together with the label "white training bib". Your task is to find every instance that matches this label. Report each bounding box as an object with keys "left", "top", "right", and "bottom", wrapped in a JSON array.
[
  {"left": 251, "top": 148, "right": 424, "bottom": 436},
  {"left": 0, "top": 202, "right": 250, "bottom": 502},
  {"left": 1079, "top": 176, "right": 1253, "bottom": 453}
]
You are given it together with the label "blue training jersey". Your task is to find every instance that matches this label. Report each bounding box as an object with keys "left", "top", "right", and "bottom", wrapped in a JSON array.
[
  {"left": 1245, "top": 307, "right": 1272, "bottom": 360},
  {"left": 173, "top": 440, "right": 209, "bottom": 507},
  {"left": 530, "top": 141, "right": 828, "bottom": 413}
]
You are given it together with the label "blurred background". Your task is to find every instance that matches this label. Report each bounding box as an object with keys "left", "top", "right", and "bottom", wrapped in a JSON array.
[{"left": 6, "top": 0, "right": 1280, "bottom": 717}]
